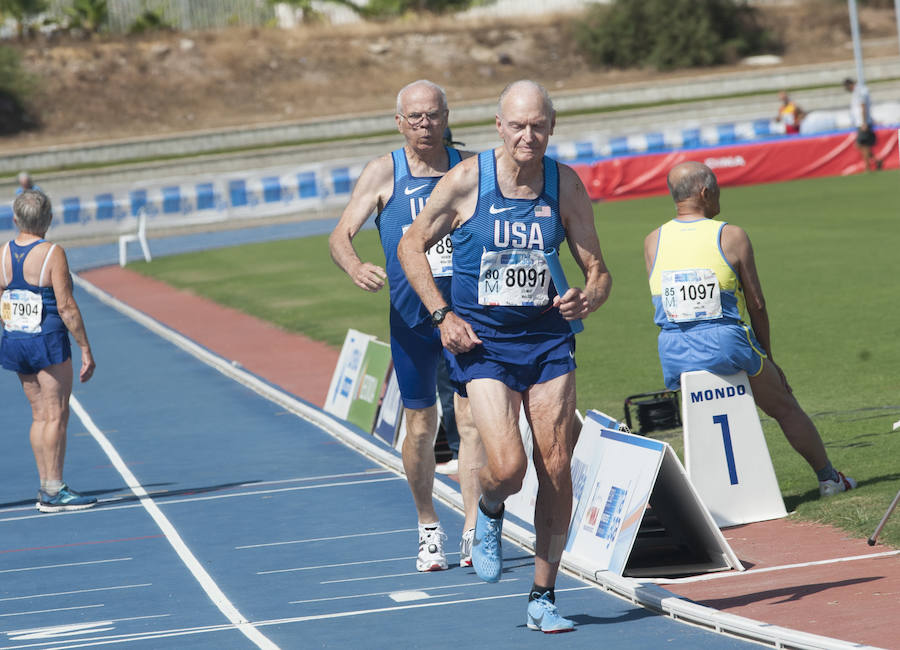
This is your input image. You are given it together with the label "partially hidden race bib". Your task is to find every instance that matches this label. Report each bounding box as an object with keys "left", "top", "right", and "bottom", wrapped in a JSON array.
[
  {"left": 660, "top": 268, "right": 722, "bottom": 323},
  {"left": 1, "top": 289, "right": 44, "bottom": 333},
  {"left": 402, "top": 225, "right": 452, "bottom": 278},
  {"left": 478, "top": 249, "right": 551, "bottom": 306}
]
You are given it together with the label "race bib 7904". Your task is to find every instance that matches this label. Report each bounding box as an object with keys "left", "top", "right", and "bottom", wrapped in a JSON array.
[{"left": 1, "top": 289, "right": 43, "bottom": 333}]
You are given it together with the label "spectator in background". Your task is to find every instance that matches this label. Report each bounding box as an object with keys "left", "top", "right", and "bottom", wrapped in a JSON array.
[
  {"left": 843, "top": 78, "right": 883, "bottom": 171},
  {"left": 775, "top": 91, "right": 804, "bottom": 135},
  {"left": 15, "top": 172, "right": 40, "bottom": 195}
]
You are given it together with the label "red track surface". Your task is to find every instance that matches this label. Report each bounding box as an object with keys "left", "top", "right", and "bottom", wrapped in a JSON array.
[{"left": 80, "top": 266, "right": 899, "bottom": 650}]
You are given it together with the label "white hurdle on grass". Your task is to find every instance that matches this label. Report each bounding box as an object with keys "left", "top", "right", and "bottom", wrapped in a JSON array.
[{"left": 680, "top": 370, "right": 787, "bottom": 528}]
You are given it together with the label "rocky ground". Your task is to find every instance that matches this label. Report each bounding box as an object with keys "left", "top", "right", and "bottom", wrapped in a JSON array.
[{"left": 1, "top": 1, "right": 897, "bottom": 153}]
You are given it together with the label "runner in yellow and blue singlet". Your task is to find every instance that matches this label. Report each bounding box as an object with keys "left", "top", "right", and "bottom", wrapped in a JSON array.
[{"left": 648, "top": 216, "right": 767, "bottom": 391}]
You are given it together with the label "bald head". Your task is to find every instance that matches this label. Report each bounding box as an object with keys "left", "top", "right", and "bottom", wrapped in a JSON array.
[
  {"left": 667, "top": 162, "right": 718, "bottom": 203},
  {"left": 497, "top": 80, "right": 555, "bottom": 121}
]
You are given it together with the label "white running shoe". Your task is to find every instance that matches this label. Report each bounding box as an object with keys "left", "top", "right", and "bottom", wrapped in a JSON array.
[
  {"left": 417, "top": 524, "right": 448, "bottom": 572},
  {"left": 435, "top": 458, "right": 459, "bottom": 475},
  {"left": 819, "top": 471, "right": 858, "bottom": 497},
  {"left": 459, "top": 528, "right": 474, "bottom": 567}
]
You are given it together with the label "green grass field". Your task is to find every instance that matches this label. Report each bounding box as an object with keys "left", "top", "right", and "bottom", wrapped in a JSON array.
[{"left": 132, "top": 171, "right": 900, "bottom": 547}]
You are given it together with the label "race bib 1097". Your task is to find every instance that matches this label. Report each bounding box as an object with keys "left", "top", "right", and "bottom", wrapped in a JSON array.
[{"left": 660, "top": 268, "right": 722, "bottom": 323}]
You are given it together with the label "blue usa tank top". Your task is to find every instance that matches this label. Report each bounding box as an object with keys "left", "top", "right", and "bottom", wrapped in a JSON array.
[
  {"left": 376, "top": 147, "right": 461, "bottom": 327},
  {"left": 450, "top": 150, "right": 568, "bottom": 334}
]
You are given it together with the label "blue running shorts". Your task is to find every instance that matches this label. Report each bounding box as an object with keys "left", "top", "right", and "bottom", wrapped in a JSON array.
[
  {"left": 658, "top": 321, "right": 766, "bottom": 391},
  {"left": 389, "top": 307, "right": 445, "bottom": 410},
  {"left": 454, "top": 325, "right": 576, "bottom": 393},
  {"left": 0, "top": 330, "right": 72, "bottom": 375}
]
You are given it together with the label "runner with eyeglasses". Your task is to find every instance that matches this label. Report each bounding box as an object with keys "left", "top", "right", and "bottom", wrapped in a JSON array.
[{"left": 329, "top": 80, "right": 483, "bottom": 572}]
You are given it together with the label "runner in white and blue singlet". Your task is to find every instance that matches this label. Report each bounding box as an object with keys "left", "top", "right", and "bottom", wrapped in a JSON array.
[
  {"left": 329, "top": 80, "right": 482, "bottom": 573},
  {"left": 1, "top": 190, "right": 97, "bottom": 513},
  {"left": 398, "top": 80, "right": 612, "bottom": 633}
]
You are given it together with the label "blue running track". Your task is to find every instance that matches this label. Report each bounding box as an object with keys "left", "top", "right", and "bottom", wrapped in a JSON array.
[{"left": 0, "top": 284, "right": 760, "bottom": 649}]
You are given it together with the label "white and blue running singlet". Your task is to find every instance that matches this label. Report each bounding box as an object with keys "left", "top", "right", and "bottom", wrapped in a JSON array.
[
  {"left": 376, "top": 147, "right": 461, "bottom": 327},
  {"left": 451, "top": 150, "right": 568, "bottom": 333}
]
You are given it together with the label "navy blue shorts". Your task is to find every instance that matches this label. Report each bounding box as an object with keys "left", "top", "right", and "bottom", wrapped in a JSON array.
[
  {"left": 0, "top": 330, "right": 72, "bottom": 375},
  {"left": 390, "top": 307, "right": 463, "bottom": 409},
  {"left": 454, "top": 326, "right": 576, "bottom": 393},
  {"left": 658, "top": 321, "right": 766, "bottom": 390}
]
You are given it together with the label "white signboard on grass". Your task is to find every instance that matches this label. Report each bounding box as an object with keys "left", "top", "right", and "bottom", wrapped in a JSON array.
[{"left": 324, "top": 329, "right": 375, "bottom": 420}]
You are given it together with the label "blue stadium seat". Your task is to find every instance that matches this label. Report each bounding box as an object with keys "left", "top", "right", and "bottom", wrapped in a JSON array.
[
  {"left": 62, "top": 198, "right": 81, "bottom": 224},
  {"left": 331, "top": 168, "right": 352, "bottom": 195},
  {"left": 575, "top": 141, "right": 595, "bottom": 160},
  {"left": 753, "top": 119, "right": 771, "bottom": 137},
  {"left": 94, "top": 193, "right": 115, "bottom": 220},
  {"left": 297, "top": 172, "right": 318, "bottom": 199},
  {"left": 162, "top": 186, "right": 181, "bottom": 214},
  {"left": 129, "top": 189, "right": 148, "bottom": 217},
  {"left": 229, "top": 180, "right": 248, "bottom": 207},
  {"left": 262, "top": 176, "right": 282, "bottom": 203},
  {"left": 609, "top": 137, "right": 630, "bottom": 157},
  {"left": 681, "top": 128, "right": 701, "bottom": 148},
  {"left": 0, "top": 205, "right": 13, "bottom": 231},
  {"left": 645, "top": 132, "right": 665, "bottom": 152},
  {"left": 196, "top": 183, "right": 216, "bottom": 210},
  {"left": 717, "top": 123, "right": 736, "bottom": 144}
]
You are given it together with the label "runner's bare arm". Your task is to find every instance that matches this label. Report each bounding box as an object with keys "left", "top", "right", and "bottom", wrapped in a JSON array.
[
  {"left": 644, "top": 228, "right": 661, "bottom": 276},
  {"left": 722, "top": 224, "right": 775, "bottom": 356},
  {"left": 49, "top": 247, "right": 95, "bottom": 382},
  {"left": 557, "top": 165, "right": 612, "bottom": 320},
  {"left": 398, "top": 160, "right": 481, "bottom": 354},
  {"left": 328, "top": 155, "right": 392, "bottom": 292}
]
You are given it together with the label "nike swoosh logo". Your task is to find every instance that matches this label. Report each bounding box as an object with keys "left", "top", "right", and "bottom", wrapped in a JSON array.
[
  {"left": 404, "top": 184, "right": 428, "bottom": 195},
  {"left": 489, "top": 204, "right": 515, "bottom": 214}
]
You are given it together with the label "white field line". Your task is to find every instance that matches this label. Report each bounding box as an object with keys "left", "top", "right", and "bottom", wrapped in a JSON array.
[
  {"left": 235, "top": 528, "right": 416, "bottom": 549},
  {"left": 0, "top": 584, "right": 151, "bottom": 602},
  {"left": 0, "top": 559, "right": 131, "bottom": 574},
  {"left": 69, "top": 396, "right": 278, "bottom": 650},
  {"left": 649, "top": 549, "right": 900, "bottom": 585},
  {"left": 0, "top": 605, "right": 104, "bottom": 618}
]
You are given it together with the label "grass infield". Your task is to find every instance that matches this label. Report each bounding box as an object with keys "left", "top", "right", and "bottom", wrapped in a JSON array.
[{"left": 133, "top": 171, "right": 900, "bottom": 547}]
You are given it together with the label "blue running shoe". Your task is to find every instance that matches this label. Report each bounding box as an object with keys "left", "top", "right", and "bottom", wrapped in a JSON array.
[
  {"left": 527, "top": 592, "right": 575, "bottom": 633},
  {"left": 37, "top": 484, "right": 97, "bottom": 513},
  {"left": 472, "top": 502, "right": 503, "bottom": 583}
]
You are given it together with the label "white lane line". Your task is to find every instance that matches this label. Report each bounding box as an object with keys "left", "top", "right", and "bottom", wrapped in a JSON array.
[
  {"left": 258, "top": 555, "right": 415, "bottom": 574},
  {"left": 238, "top": 470, "right": 390, "bottom": 488},
  {"left": 0, "top": 584, "right": 151, "bottom": 602},
  {"left": 289, "top": 578, "right": 519, "bottom": 604},
  {"left": 648, "top": 549, "right": 900, "bottom": 584},
  {"left": 0, "top": 559, "right": 131, "bottom": 574},
  {"left": 0, "top": 477, "right": 403, "bottom": 523},
  {"left": 69, "top": 396, "right": 277, "bottom": 650},
  {"left": 1, "top": 615, "right": 172, "bottom": 647},
  {"left": 320, "top": 571, "right": 421, "bottom": 584},
  {"left": 236, "top": 528, "right": 416, "bottom": 550},
  {"left": 0, "top": 605, "right": 104, "bottom": 618}
]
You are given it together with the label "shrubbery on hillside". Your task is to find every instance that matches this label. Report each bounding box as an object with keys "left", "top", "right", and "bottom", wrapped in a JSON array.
[
  {"left": 574, "top": 0, "right": 781, "bottom": 71},
  {"left": 0, "top": 45, "right": 34, "bottom": 135}
]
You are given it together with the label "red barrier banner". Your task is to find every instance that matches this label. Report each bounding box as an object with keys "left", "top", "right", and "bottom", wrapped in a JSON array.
[{"left": 574, "top": 129, "right": 898, "bottom": 202}]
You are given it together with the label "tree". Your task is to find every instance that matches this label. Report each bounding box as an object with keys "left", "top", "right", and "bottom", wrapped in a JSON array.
[
  {"left": 0, "top": 0, "right": 48, "bottom": 39},
  {"left": 64, "top": 0, "right": 108, "bottom": 34}
]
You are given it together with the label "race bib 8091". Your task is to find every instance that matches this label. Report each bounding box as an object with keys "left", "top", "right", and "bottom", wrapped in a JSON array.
[{"left": 478, "top": 249, "right": 550, "bottom": 306}]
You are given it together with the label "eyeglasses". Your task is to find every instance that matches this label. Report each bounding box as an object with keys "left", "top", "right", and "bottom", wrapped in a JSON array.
[{"left": 398, "top": 110, "right": 444, "bottom": 127}]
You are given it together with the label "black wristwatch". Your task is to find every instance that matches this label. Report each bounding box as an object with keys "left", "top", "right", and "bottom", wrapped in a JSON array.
[{"left": 430, "top": 306, "right": 452, "bottom": 327}]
